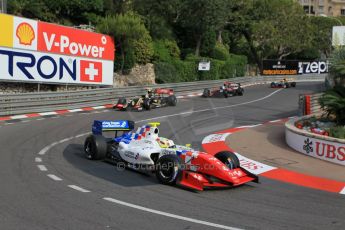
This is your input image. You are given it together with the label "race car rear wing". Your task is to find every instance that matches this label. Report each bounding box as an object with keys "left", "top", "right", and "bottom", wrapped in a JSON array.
[{"left": 92, "top": 120, "right": 135, "bottom": 135}]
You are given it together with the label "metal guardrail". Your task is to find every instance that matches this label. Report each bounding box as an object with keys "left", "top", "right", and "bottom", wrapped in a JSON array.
[
  {"left": 0, "top": 74, "right": 326, "bottom": 116},
  {"left": 299, "top": 92, "right": 324, "bottom": 116}
]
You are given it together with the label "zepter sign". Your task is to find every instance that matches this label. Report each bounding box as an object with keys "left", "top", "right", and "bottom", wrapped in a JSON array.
[{"left": 0, "top": 13, "right": 114, "bottom": 86}]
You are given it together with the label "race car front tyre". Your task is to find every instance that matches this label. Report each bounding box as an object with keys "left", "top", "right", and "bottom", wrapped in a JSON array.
[
  {"left": 143, "top": 98, "right": 151, "bottom": 110},
  {"left": 155, "top": 154, "right": 182, "bottom": 185},
  {"left": 214, "top": 151, "right": 240, "bottom": 170},
  {"left": 238, "top": 89, "right": 244, "bottom": 96},
  {"left": 168, "top": 95, "right": 177, "bottom": 106},
  {"left": 291, "top": 82, "right": 296, "bottom": 87},
  {"left": 270, "top": 82, "right": 276, "bottom": 88},
  {"left": 84, "top": 135, "right": 107, "bottom": 160}
]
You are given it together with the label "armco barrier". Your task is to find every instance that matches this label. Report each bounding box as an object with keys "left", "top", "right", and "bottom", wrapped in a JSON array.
[
  {"left": 0, "top": 74, "right": 325, "bottom": 116},
  {"left": 285, "top": 117, "right": 345, "bottom": 167},
  {"left": 299, "top": 93, "right": 323, "bottom": 115}
]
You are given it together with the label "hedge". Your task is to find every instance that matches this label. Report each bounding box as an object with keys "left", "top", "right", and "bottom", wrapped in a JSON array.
[{"left": 154, "top": 53, "right": 247, "bottom": 83}]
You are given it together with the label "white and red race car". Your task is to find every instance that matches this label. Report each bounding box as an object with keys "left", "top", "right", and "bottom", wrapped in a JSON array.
[{"left": 84, "top": 120, "right": 258, "bottom": 191}]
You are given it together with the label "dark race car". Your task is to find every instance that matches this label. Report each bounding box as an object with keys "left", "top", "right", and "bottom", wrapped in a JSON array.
[
  {"left": 202, "top": 82, "right": 244, "bottom": 98},
  {"left": 84, "top": 120, "right": 258, "bottom": 191},
  {"left": 114, "top": 88, "right": 177, "bottom": 111},
  {"left": 270, "top": 79, "right": 296, "bottom": 88}
]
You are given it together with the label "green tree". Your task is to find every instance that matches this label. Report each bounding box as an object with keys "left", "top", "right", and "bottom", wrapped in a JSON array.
[
  {"left": 177, "top": 0, "right": 230, "bottom": 56},
  {"left": 227, "top": 0, "right": 311, "bottom": 71},
  {"left": 309, "top": 16, "right": 338, "bottom": 58},
  {"left": 97, "top": 12, "right": 153, "bottom": 74}
]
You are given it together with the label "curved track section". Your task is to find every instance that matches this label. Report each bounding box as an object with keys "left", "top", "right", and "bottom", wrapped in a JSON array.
[{"left": 1, "top": 83, "right": 344, "bottom": 230}]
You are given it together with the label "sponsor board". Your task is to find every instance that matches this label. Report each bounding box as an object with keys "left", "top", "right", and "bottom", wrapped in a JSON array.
[
  {"left": 0, "top": 13, "right": 114, "bottom": 85},
  {"left": 286, "top": 129, "right": 345, "bottom": 166},
  {"left": 0, "top": 47, "right": 113, "bottom": 85},
  {"left": 298, "top": 61, "right": 328, "bottom": 74},
  {"left": 262, "top": 59, "right": 328, "bottom": 75},
  {"left": 262, "top": 60, "right": 298, "bottom": 75},
  {"left": 234, "top": 152, "right": 277, "bottom": 175}
]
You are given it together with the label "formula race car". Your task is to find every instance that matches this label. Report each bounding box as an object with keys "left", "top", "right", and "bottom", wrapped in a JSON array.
[
  {"left": 84, "top": 120, "right": 258, "bottom": 191},
  {"left": 270, "top": 79, "right": 296, "bottom": 88},
  {"left": 202, "top": 82, "right": 244, "bottom": 98},
  {"left": 113, "top": 88, "right": 177, "bottom": 111}
]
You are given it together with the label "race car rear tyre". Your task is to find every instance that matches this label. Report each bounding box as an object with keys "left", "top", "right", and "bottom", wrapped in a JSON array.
[
  {"left": 155, "top": 154, "right": 182, "bottom": 185},
  {"left": 84, "top": 135, "right": 107, "bottom": 160},
  {"left": 143, "top": 98, "right": 151, "bottom": 110},
  {"left": 291, "top": 82, "right": 296, "bottom": 87},
  {"left": 214, "top": 151, "right": 240, "bottom": 170},
  {"left": 202, "top": 89, "right": 211, "bottom": 97},
  {"left": 223, "top": 91, "right": 229, "bottom": 98},
  {"left": 117, "top": 97, "right": 127, "bottom": 105},
  {"left": 168, "top": 95, "right": 177, "bottom": 106}
]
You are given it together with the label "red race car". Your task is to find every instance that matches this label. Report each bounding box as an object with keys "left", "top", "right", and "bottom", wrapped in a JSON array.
[
  {"left": 85, "top": 120, "right": 258, "bottom": 191},
  {"left": 202, "top": 82, "right": 244, "bottom": 98}
]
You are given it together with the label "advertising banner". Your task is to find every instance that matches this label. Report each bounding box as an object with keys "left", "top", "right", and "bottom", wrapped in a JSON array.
[
  {"left": 0, "top": 13, "right": 114, "bottom": 86},
  {"left": 262, "top": 60, "right": 299, "bottom": 75},
  {"left": 262, "top": 59, "right": 328, "bottom": 75},
  {"left": 286, "top": 129, "right": 345, "bottom": 166}
]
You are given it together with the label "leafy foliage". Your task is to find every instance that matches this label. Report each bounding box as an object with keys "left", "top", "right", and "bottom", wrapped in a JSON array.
[
  {"left": 97, "top": 12, "right": 153, "bottom": 74},
  {"left": 319, "top": 86, "right": 345, "bottom": 125},
  {"left": 329, "top": 47, "right": 345, "bottom": 86},
  {"left": 153, "top": 40, "right": 181, "bottom": 62}
]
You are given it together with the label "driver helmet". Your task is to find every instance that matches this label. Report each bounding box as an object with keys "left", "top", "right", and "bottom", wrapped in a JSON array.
[
  {"left": 157, "top": 137, "right": 175, "bottom": 148},
  {"left": 147, "top": 88, "right": 153, "bottom": 98}
]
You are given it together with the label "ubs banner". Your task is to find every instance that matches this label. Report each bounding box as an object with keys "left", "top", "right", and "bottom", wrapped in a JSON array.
[
  {"left": 0, "top": 13, "right": 115, "bottom": 86},
  {"left": 262, "top": 60, "right": 328, "bottom": 75}
]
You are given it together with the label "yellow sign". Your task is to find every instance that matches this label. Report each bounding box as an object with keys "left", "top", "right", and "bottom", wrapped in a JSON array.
[{"left": 0, "top": 13, "right": 13, "bottom": 48}]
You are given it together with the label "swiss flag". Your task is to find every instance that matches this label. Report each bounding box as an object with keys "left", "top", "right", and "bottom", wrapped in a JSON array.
[{"left": 80, "top": 60, "right": 103, "bottom": 82}]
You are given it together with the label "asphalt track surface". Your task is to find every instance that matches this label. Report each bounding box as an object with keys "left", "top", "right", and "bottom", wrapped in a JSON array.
[{"left": 1, "top": 82, "right": 344, "bottom": 230}]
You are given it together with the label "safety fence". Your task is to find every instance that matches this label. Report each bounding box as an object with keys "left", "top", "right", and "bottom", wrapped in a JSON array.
[
  {"left": 0, "top": 74, "right": 325, "bottom": 116},
  {"left": 299, "top": 93, "right": 323, "bottom": 115}
]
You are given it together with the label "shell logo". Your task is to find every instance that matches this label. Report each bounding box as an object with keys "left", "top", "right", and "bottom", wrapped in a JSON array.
[{"left": 16, "top": 22, "right": 35, "bottom": 45}]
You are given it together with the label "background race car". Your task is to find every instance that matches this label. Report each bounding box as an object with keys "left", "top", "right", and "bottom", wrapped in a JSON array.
[
  {"left": 84, "top": 120, "right": 258, "bottom": 191},
  {"left": 114, "top": 88, "right": 177, "bottom": 111},
  {"left": 270, "top": 79, "right": 296, "bottom": 88},
  {"left": 203, "top": 82, "right": 244, "bottom": 98}
]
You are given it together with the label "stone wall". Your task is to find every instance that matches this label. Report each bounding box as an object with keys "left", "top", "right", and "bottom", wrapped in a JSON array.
[
  {"left": 0, "top": 82, "right": 95, "bottom": 94},
  {"left": 113, "top": 63, "right": 156, "bottom": 87}
]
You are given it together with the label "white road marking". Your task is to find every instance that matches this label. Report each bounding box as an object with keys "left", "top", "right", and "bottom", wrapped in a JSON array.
[
  {"left": 11, "top": 115, "right": 28, "bottom": 119},
  {"left": 69, "top": 109, "right": 83, "bottom": 112},
  {"left": 4, "top": 123, "right": 13, "bottom": 125},
  {"left": 37, "top": 165, "right": 47, "bottom": 171},
  {"left": 269, "top": 119, "right": 282, "bottom": 123},
  {"left": 35, "top": 157, "right": 42, "bottom": 162},
  {"left": 93, "top": 106, "right": 105, "bottom": 109},
  {"left": 103, "top": 197, "right": 242, "bottom": 230},
  {"left": 38, "top": 142, "right": 58, "bottom": 155},
  {"left": 58, "top": 137, "right": 73, "bottom": 144},
  {"left": 39, "top": 112, "right": 57, "bottom": 116},
  {"left": 36, "top": 118, "right": 45, "bottom": 121},
  {"left": 47, "top": 174, "right": 63, "bottom": 181},
  {"left": 136, "top": 89, "right": 283, "bottom": 123},
  {"left": 340, "top": 187, "right": 345, "bottom": 195},
  {"left": 68, "top": 185, "right": 90, "bottom": 193},
  {"left": 75, "top": 132, "right": 91, "bottom": 138},
  {"left": 21, "top": 120, "right": 30, "bottom": 123}
]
